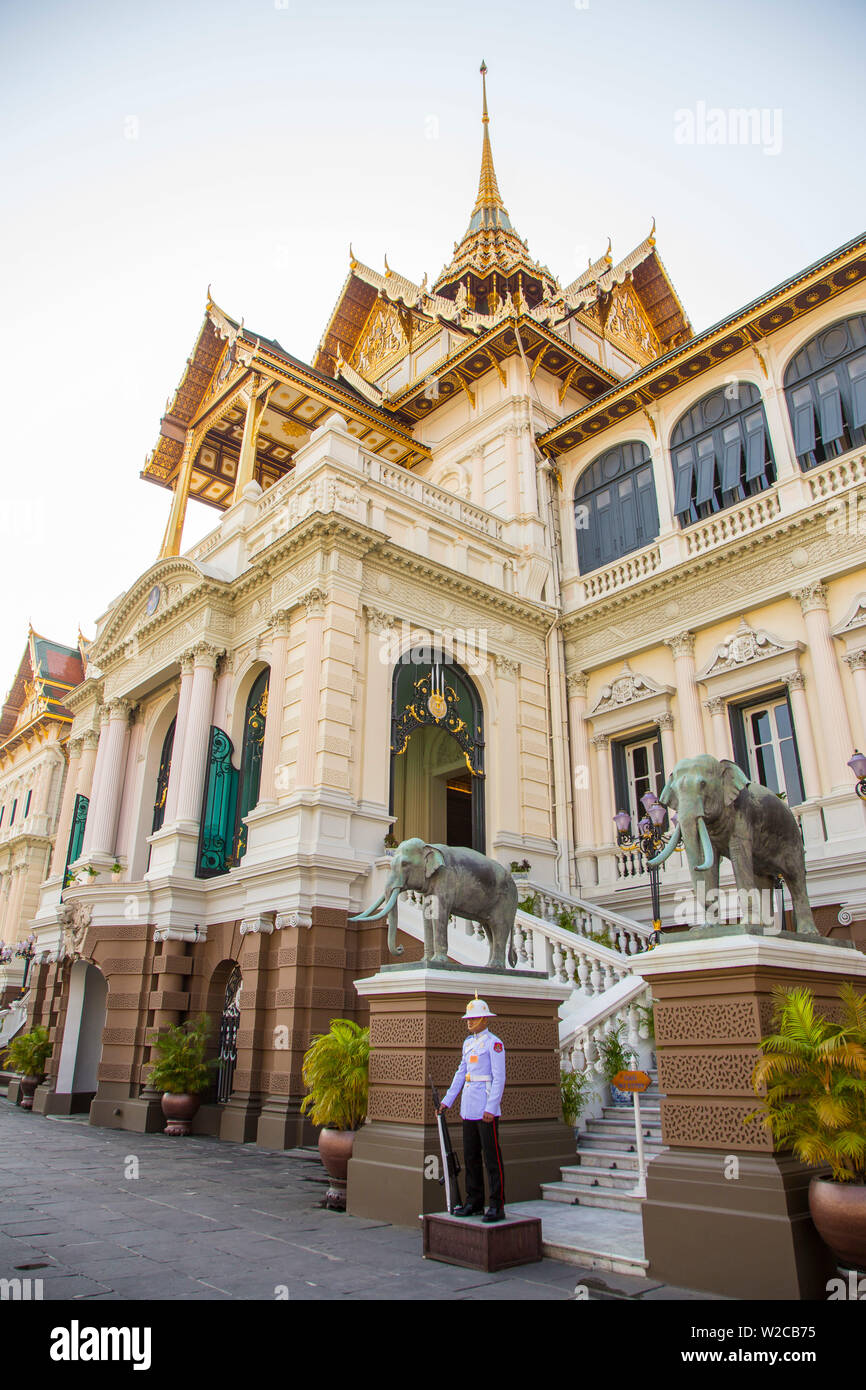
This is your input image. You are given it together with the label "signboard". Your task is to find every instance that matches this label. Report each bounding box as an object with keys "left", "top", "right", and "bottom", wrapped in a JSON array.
[{"left": 612, "top": 1069, "right": 652, "bottom": 1093}]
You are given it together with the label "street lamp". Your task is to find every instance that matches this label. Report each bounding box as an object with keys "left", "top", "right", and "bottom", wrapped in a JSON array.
[
  {"left": 613, "top": 793, "right": 677, "bottom": 936},
  {"left": 848, "top": 750, "right": 866, "bottom": 801}
]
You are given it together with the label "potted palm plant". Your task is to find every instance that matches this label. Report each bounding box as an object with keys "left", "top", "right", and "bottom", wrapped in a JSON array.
[
  {"left": 2, "top": 1025, "right": 51, "bottom": 1110},
  {"left": 146, "top": 1016, "right": 214, "bottom": 1136},
  {"left": 300, "top": 1018, "right": 369, "bottom": 1210},
  {"left": 749, "top": 983, "right": 866, "bottom": 1271},
  {"left": 596, "top": 1023, "right": 635, "bottom": 1106}
]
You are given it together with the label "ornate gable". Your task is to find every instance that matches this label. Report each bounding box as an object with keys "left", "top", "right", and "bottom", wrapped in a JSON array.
[
  {"left": 696, "top": 621, "right": 801, "bottom": 682},
  {"left": 590, "top": 663, "right": 671, "bottom": 716}
]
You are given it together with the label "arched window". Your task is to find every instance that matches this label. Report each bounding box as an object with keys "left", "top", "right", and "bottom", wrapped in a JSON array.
[
  {"left": 784, "top": 314, "right": 866, "bottom": 470},
  {"left": 574, "top": 441, "right": 660, "bottom": 573},
  {"left": 150, "top": 718, "right": 176, "bottom": 836},
  {"left": 671, "top": 382, "right": 776, "bottom": 526}
]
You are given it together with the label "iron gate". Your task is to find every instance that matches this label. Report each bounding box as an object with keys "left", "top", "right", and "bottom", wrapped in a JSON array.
[{"left": 216, "top": 964, "right": 242, "bottom": 1104}]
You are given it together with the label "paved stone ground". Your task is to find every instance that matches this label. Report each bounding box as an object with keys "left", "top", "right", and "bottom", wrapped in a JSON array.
[{"left": 0, "top": 1101, "right": 709, "bottom": 1301}]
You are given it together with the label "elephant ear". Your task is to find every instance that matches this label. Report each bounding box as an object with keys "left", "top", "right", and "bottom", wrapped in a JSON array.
[
  {"left": 422, "top": 844, "right": 446, "bottom": 876},
  {"left": 720, "top": 759, "right": 750, "bottom": 805}
]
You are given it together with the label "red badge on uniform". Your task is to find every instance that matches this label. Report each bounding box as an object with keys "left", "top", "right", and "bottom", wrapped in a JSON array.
[{"left": 494, "top": 1042, "right": 503, "bottom": 1052}]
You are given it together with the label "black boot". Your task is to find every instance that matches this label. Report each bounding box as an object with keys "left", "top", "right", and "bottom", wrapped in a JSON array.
[
  {"left": 482, "top": 1205, "right": 505, "bottom": 1223},
  {"left": 453, "top": 1202, "right": 484, "bottom": 1217}
]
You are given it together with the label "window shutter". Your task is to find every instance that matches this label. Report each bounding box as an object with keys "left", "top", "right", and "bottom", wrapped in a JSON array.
[
  {"left": 673, "top": 459, "right": 693, "bottom": 518},
  {"left": 849, "top": 354, "right": 866, "bottom": 428},
  {"left": 596, "top": 489, "right": 614, "bottom": 567},
  {"left": 636, "top": 468, "right": 660, "bottom": 545},
  {"left": 653, "top": 730, "right": 665, "bottom": 788},
  {"left": 792, "top": 397, "right": 816, "bottom": 456},
  {"left": 745, "top": 417, "right": 768, "bottom": 480},
  {"left": 611, "top": 741, "right": 629, "bottom": 825},
  {"left": 617, "top": 475, "right": 638, "bottom": 554},
  {"left": 197, "top": 728, "right": 239, "bottom": 877},
  {"left": 783, "top": 691, "right": 806, "bottom": 806},
  {"left": 728, "top": 705, "right": 750, "bottom": 777},
  {"left": 695, "top": 448, "right": 716, "bottom": 506},
  {"left": 818, "top": 383, "right": 844, "bottom": 443},
  {"left": 721, "top": 436, "right": 742, "bottom": 492}
]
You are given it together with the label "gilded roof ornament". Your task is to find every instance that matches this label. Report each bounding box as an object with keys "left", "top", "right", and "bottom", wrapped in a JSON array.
[{"left": 648, "top": 217, "right": 656, "bottom": 248}]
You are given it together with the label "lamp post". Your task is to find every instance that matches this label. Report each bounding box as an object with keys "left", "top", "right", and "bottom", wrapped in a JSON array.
[
  {"left": 613, "top": 792, "right": 676, "bottom": 937},
  {"left": 848, "top": 750, "right": 866, "bottom": 801}
]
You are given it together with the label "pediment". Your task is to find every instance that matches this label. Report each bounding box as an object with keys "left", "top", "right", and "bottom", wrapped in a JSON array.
[
  {"left": 697, "top": 620, "right": 801, "bottom": 682},
  {"left": 832, "top": 593, "right": 866, "bottom": 636},
  {"left": 590, "top": 663, "right": 672, "bottom": 716},
  {"left": 350, "top": 299, "right": 410, "bottom": 380},
  {"left": 89, "top": 557, "right": 217, "bottom": 662}
]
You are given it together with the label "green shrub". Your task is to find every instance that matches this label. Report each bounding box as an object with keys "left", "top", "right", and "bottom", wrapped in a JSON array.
[
  {"left": 146, "top": 1016, "right": 214, "bottom": 1095},
  {"left": 561, "top": 1066, "right": 595, "bottom": 1126},
  {"left": 3, "top": 1025, "right": 51, "bottom": 1078},
  {"left": 300, "top": 1019, "right": 370, "bottom": 1131}
]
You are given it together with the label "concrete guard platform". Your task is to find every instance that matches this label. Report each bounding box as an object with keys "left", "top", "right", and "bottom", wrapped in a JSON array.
[{"left": 422, "top": 1212, "right": 543, "bottom": 1272}]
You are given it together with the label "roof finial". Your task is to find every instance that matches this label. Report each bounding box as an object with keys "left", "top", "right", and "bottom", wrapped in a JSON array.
[{"left": 480, "top": 60, "right": 489, "bottom": 124}]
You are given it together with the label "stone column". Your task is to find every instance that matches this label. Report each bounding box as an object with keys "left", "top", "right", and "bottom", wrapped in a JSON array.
[
  {"left": 80, "top": 706, "right": 111, "bottom": 858},
  {"left": 591, "top": 732, "right": 614, "bottom": 846},
  {"left": 258, "top": 610, "right": 291, "bottom": 806},
  {"left": 493, "top": 655, "right": 521, "bottom": 841},
  {"left": 81, "top": 699, "right": 132, "bottom": 860},
  {"left": 666, "top": 631, "right": 705, "bottom": 759},
  {"left": 794, "top": 583, "right": 855, "bottom": 791},
  {"left": 163, "top": 654, "right": 195, "bottom": 825},
  {"left": 174, "top": 644, "right": 221, "bottom": 825},
  {"left": 503, "top": 424, "right": 521, "bottom": 518},
  {"left": 658, "top": 712, "right": 677, "bottom": 782},
  {"left": 636, "top": 933, "right": 866, "bottom": 1299},
  {"left": 361, "top": 608, "right": 394, "bottom": 809},
  {"left": 295, "top": 589, "right": 325, "bottom": 791},
  {"left": 76, "top": 729, "right": 99, "bottom": 801},
  {"left": 566, "top": 673, "right": 595, "bottom": 870},
  {"left": 703, "top": 697, "right": 732, "bottom": 763},
  {"left": 843, "top": 650, "right": 866, "bottom": 747},
  {"left": 49, "top": 739, "right": 83, "bottom": 877},
  {"left": 782, "top": 670, "right": 821, "bottom": 801}
]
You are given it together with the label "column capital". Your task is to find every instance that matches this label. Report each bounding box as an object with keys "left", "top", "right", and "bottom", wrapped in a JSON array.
[
  {"left": 106, "top": 697, "right": 132, "bottom": 721},
  {"left": 792, "top": 580, "right": 828, "bottom": 615},
  {"left": 270, "top": 609, "right": 292, "bottom": 638},
  {"left": 657, "top": 712, "right": 675, "bottom": 731},
  {"left": 363, "top": 606, "right": 394, "bottom": 635},
  {"left": 783, "top": 669, "right": 806, "bottom": 691},
  {"left": 665, "top": 630, "right": 696, "bottom": 660},
  {"left": 302, "top": 587, "right": 326, "bottom": 618},
  {"left": 239, "top": 913, "right": 276, "bottom": 936},
  {"left": 82, "top": 728, "right": 100, "bottom": 752},
  {"left": 843, "top": 649, "right": 866, "bottom": 672},
  {"left": 703, "top": 697, "right": 726, "bottom": 715},
  {"left": 566, "top": 671, "right": 589, "bottom": 697},
  {"left": 66, "top": 736, "right": 85, "bottom": 758},
  {"left": 493, "top": 653, "right": 519, "bottom": 678},
  {"left": 590, "top": 732, "right": 610, "bottom": 749},
  {"left": 190, "top": 641, "right": 223, "bottom": 670},
  {"left": 180, "top": 650, "right": 196, "bottom": 676},
  {"left": 275, "top": 909, "right": 313, "bottom": 931}
]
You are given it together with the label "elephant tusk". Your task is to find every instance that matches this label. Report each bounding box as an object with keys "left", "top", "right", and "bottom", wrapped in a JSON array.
[
  {"left": 348, "top": 889, "right": 387, "bottom": 923},
  {"left": 350, "top": 884, "right": 401, "bottom": 922},
  {"left": 647, "top": 820, "right": 681, "bottom": 867},
  {"left": 696, "top": 815, "right": 714, "bottom": 872}
]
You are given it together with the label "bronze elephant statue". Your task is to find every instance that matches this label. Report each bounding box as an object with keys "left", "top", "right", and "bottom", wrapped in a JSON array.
[
  {"left": 350, "top": 837, "right": 518, "bottom": 968},
  {"left": 648, "top": 754, "right": 817, "bottom": 934}
]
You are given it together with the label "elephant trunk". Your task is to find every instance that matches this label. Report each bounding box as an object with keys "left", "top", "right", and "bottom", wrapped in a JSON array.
[
  {"left": 387, "top": 901, "right": 403, "bottom": 956},
  {"left": 647, "top": 820, "right": 681, "bottom": 867},
  {"left": 351, "top": 883, "right": 401, "bottom": 923}
]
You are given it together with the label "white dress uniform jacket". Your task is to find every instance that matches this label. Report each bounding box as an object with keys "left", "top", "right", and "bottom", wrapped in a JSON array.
[{"left": 442, "top": 1029, "right": 506, "bottom": 1120}]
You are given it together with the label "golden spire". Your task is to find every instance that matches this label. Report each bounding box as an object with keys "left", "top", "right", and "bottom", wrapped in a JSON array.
[{"left": 470, "top": 61, "right": 511, "bottom": 230}]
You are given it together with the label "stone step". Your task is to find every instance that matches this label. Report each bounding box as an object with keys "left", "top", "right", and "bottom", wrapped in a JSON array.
[
  {"left": 572, "top": 1148, "right": 643, "bottom": 1171},
  {"left": 559, "top": 1165, "right": 639, "bottom": 1190},
  {"left": 540, "top": 1182, "right": 645, "bottom": 1213},
  {"left": 580, "top": 1133, "right": 663, "bottom": 1155},
  {"left": 587, "top": 1114, "right": 660, "bottom": 1130},
  {"left": 601, "top": 1105, "right": 660, "bottom": 1121}
]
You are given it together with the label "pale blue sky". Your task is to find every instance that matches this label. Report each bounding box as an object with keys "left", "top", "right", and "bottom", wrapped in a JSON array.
[{"left": 1, "top": 0, "right": 864, "bottom": 683}]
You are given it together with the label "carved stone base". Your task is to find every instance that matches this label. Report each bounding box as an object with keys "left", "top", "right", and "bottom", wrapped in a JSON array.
[
  {"left": 643, "top": 1148, "right": 836, "bottom": 1299},
  {"left": 423, "top": 1212, "right": 543, "bottom": 1272},
  {"left": 346, "top": 967, "right": 574, "bottom": 1226},
  {"left": 33, "top": 1085, "right": 94, "bottom": 1116}
]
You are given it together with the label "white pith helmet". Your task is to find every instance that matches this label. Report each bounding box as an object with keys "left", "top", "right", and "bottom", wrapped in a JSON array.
[{"left": 462, "top": 997, "right": 496, "bottom": 1020}]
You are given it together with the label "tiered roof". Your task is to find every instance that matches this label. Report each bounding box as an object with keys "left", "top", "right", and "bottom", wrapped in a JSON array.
[{"left": 0, "top": 628, "right": 86, "bottom": 757}]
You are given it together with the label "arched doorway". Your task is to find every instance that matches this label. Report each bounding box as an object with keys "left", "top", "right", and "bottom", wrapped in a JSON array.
[
  {"left": 54, "top": 961, "right": 107, "bottom": 1112},
  {"left": 390, "top": 650, "right": 485, "bottom": 850},
  {"left": 209, "top": 961, "right": 242, "bottom": 1105}
]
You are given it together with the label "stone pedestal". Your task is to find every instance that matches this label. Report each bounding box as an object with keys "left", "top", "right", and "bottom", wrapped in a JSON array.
[
  {"left": 346, "top": 967, "right": 574, "bottom": 1227},
  {"left": 635, "top": 932, "right": 866, "bottom": 1300},
  {"left": 423, "top": 1212, "right": 542, "bottom": 1271}
]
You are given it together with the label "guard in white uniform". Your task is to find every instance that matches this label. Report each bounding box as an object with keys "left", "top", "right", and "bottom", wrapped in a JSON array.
[{"left": 439, "top": 997, "right": 506, "bottom": 1221}]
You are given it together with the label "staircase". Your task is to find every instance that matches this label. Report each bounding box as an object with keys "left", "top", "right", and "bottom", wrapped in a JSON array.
[{"left": 541, "top": 1069, "right": 663, "bottom": 1213}]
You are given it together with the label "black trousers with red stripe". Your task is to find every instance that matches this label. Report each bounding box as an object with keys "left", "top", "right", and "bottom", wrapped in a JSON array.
[{"left": 462, "top": 1117, "right": 505, "bottom": 1209}]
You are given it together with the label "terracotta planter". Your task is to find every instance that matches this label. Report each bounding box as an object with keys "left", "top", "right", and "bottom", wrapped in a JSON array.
[
  {"left": 18, "top": 1075, "right": 41, "bottom": 1111},
  {"left": 318, "top": 1128, "right": 357, "bottom": 1210},
  {"left": 809, "top": 1176, "right": 866, "bottom": 1270},
  {"left": 160, "top": 1092, "right": 202, "bottom": 1136}
]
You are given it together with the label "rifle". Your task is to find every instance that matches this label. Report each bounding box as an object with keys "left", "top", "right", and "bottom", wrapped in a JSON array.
[{"left": 430, "top": 1075, "right": 462, "bottom": 1214}]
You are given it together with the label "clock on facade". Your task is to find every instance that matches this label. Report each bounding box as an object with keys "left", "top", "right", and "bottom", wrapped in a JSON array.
[{"left": 146, "top": 585, "right": 161, "bottom": 616}]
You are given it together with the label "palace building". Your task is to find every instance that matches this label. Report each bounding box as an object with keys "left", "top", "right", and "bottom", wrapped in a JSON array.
[{"left": 20, "top": 69, "right": 866, "bottom": 1140}]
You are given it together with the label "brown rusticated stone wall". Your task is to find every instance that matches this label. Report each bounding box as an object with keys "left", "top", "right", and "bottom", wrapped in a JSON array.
[{"left": 652, "top": 961, "right": 856, "bottom": 1152}]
